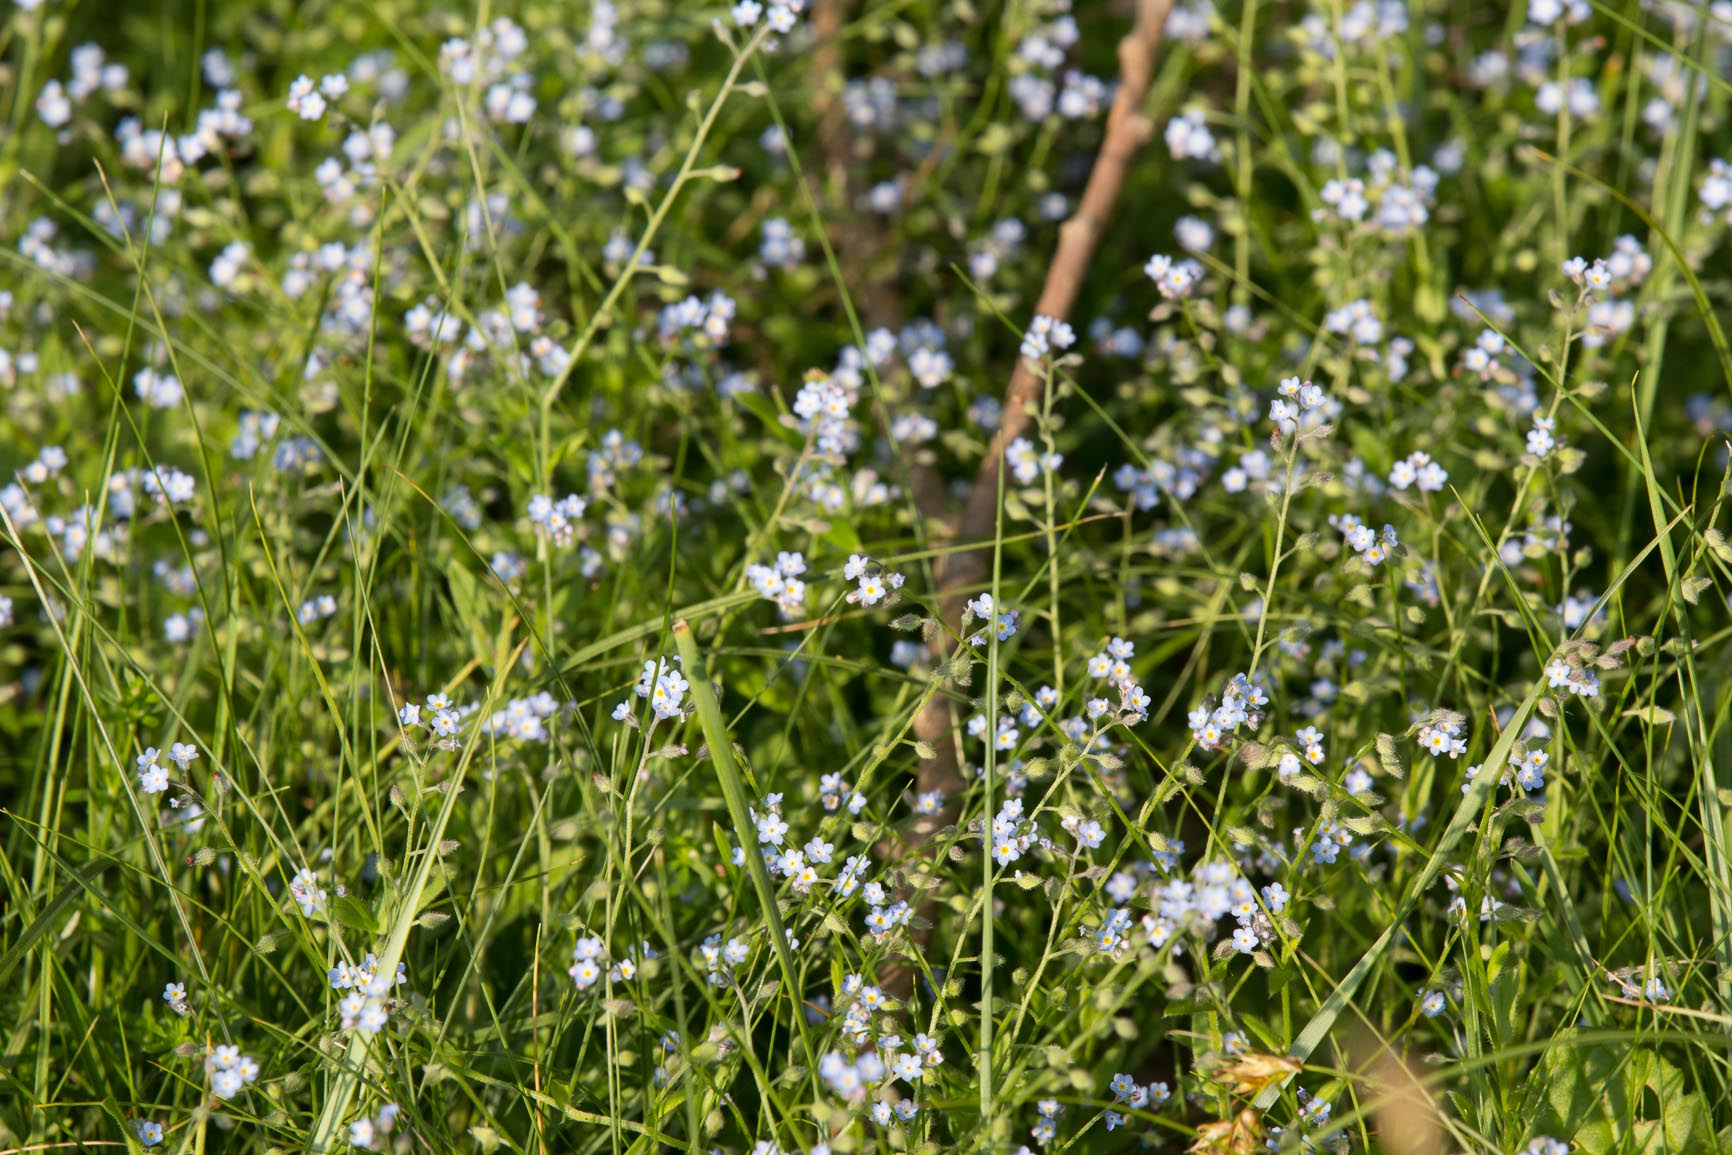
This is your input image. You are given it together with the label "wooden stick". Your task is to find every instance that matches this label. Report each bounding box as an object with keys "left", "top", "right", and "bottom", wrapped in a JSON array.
[{"left": 911, "top": 0, "right": 1176, "bottom": 817}]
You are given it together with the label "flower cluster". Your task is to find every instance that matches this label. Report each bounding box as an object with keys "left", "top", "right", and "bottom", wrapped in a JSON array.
[
  {"left": 1264, "top": 1087, "right": 1341, "bottom": 1153},
  {"left": 1544, "top": 655, "right": 1601, "bottom": 699},
  {"left": 1703, "top": 157, "right": 1732, "bottom": 225},
  {"left": 788, "top": 366, "right": 886, "bottom": 512},
  {"left": 1608, "top": 969, "right": 1671, "bottom": 1004},
  {"left": 1305, "top": 816, "right": 1356, "bottom": 865},
  {"left": 35, "top": 42, "right": 128, "bottom": 129},
  {"left": 1526, "top": 414, "right": 1556, "bottom": 458},
  {"left": 1418, "top": 715, "right": 1469, "bottom": 760},
  {"left": 963, "top": 592, "right": 1020, "bottom": 648},
  {"left": 759, "top": 217, "right": 804, "bottom": 268},
  {"left": 731, "top": 0, "right": 806, "bottom": 39},
  {"left": 1018, "top": 314, "right": 1076, "bottom": 365},
  {"left": 134, "top": 742, "right": 198, "bottom": 795},
  {"left": 297, "top": 594, "right": 339, "bottom": 625},
  {"left": 842, "top": 553, "right": 906, "bottom": 607},
  {"left": 987, "top": 797, "right": 1041, "bottom": 867},
  {"left": 861, "top": 881, "right": 913, "bottom": 940},
  {"left": 1146, "top": 858, "right": 1288, "bottom": 955},
  {"left": 527, "top": 493, "right": 589, "bottom": 549},
  {"left": 1006, "top": 437, "right": 1062, "bottom": 485},
  {"left": 1268, "top": 376, "right": 1330, "bottom": 437},
  {"left": 349, "top": 1103, "right": 401, "bottom": 1150},
  {"left": 398, "top": 691, "right": 468, "bottom": 741},
  {"left": 1316, "top": 151, "right": 1438, "bottom": 234},
  {"left": 1388, "top": 451, "right": 1447, "bottom": 493},
  {"left": 1466, "top": 743, "right": 1552, "bottom": 798},
  {"left": 696, "top": 933, "right": 752, "bottom": 987},
  {"left": 747, "top": 551, "right": 811, "bottom": 618},
  {"left": 1276, "top": 726, "right": 1327, "bottom": 778},
  {"left": 1006, "top": 10, "right": 1102, "bottom": 123},
  {"left": 815, "top": 977, "right": 942, "bottom": 1124},
  {"left": 658, "top": 292, "right": 736, "bottom": 348},
  {"left": 205, "top": 1045, "right": 260, "bottom": 1100},
  {"left": 1144, "top": 252, "right": 1203, "bottom": 300},
  {"left": 1029, "top": 1097, "right": 1063, "bottom": 1144},
  {"left": 289, "top": 867, "right": 329, "bottom": 917},
  {"left": 569, "top": 937, "right": 608, "bottom": 991},
  {"left": 1106, "top": 1071, "right": 1173, "bottom": 1125},
  {"left": 285, "top": 73, "right": 347, "bottom": 121},
  {"left": 1188, "top": 673, "right": 1269, "bottom": 752},
  {"left": 1337, "top": 514, "right": 1399, "bottom": 567},
  {"left": 331, "top": 952, "right": 407, "bottom": 1034},
  {"left": 612, "top": 657, "right": 688, "bottom": 723},
  {"left": 1082, "top": 636, "right": 1151, "bottom": 725},
  {"left": 481, "top": 692, "right": 564, "bottom": 742},
  {"left": 1163, "top": 108, "right": 1218, "bottom": 162}
]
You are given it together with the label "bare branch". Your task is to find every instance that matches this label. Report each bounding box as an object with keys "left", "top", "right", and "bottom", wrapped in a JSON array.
[{"left": 911, "top": 0, "right": 1175, "bottom": 819}]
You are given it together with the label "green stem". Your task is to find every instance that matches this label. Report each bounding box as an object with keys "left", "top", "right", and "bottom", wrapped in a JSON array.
[{"left": 670, "top": 620, "right": 818, "bottom": 1082}]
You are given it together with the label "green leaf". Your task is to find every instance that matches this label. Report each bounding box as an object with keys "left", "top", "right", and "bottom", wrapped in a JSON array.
[
  {"left": 1374, "top": 733, "right": 1405, "bottom": 779},
  {"left": 731, "top": 391, "right": 803, "bottom": 447},
  {"left": 1532, "top": 1035, "right": 1713, "bottom": 1154},
  {"left": 821, "top": 515, "right": 862, "bottom": 555},
  {"left": 331, "top": 897, "right": 381, "bottom": 935}
]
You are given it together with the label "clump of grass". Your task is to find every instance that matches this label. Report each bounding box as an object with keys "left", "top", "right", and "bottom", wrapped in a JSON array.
[{"left": 3, "top": 1, "right": 1732, "bottom": 1153}]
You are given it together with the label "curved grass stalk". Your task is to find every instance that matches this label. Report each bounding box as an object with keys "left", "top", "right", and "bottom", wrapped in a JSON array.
[{"left": 670, "top": 620, "right": 818, "bottom": 1082}]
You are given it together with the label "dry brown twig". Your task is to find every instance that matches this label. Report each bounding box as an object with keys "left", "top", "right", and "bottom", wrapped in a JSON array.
[
  {"left": 909, "top": 0, "right": 1176, "bottom": 822},
  {"left": 869, "top": 0, "right": 1174, "bottom": 996}
]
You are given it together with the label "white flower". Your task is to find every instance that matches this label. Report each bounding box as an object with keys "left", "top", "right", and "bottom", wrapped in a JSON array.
[{"left": 287, "top": 75, "right": 327, "bottom": 121}]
